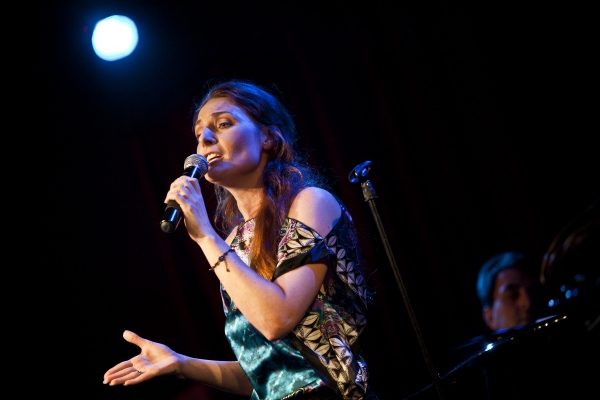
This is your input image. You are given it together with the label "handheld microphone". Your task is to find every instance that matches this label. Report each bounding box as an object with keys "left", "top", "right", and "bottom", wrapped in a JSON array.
[{"left": 160, "top": 154, "right": 208, "bottom": 233}]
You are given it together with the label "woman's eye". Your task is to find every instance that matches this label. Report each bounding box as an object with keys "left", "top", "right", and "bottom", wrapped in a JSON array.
[{"left": 217, "top": 121, "right": 231, "bottom": 129}]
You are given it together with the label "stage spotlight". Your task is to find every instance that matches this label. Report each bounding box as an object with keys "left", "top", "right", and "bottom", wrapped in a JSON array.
[{"left": 91, "top": 15, "right": 138, "bottom": 61}]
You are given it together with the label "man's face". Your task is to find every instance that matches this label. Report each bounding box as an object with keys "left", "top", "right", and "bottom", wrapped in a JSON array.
[{"left": 483, "top": 268, "right": 540, "bottom": 331}]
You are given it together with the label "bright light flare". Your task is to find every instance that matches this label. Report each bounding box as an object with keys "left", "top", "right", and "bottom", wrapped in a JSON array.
[{"left": 91, "top": 15, "right": 138, "bottom": 61}]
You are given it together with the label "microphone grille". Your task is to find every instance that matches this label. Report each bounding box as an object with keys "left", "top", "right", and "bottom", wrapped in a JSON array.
[{"left": 183, "top": 154, "right": 208, "bottom": 174}]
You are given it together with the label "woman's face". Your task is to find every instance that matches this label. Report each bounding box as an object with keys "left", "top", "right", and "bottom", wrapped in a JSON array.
[{"left": 195, "top": 98, "right": 270, "bottom": 187}]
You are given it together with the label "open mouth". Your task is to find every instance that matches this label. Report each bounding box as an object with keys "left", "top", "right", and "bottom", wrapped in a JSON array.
[{"left": 205, "top": 153, "right": 221, "bottom": 163}]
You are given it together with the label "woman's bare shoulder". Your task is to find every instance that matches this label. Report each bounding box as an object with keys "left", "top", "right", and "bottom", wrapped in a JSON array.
[{"left": 288, "top": 187, "right": 341, "bottom": 236}]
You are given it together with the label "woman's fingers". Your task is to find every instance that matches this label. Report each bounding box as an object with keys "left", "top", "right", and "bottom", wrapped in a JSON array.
[
  {"left": 104, "top": 359, "right": 133, "bottom": 375},
  {"left": 103, "top": 330, "right": 177, "bottom": 386},
  {"left": 104, "top": 366, "right": 147, "bottom": 386},
  {"left": 103, "top": 362, "right": 133, "bottom": 385},
  {"left": 123, "top": 367, "right": 149, "bottom": 386},
  {"left": 165, "top": 177, "right": 201, "bottom": 203},
  {"left": 123, "top": 330, "right": 145, "bottom": 347},
  {"left": 103, "top": 332, "right": 145, "bottom": 385}
]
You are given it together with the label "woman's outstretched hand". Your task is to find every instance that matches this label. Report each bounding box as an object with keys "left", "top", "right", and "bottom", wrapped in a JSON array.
[{"left": 103, "top": 330, "right": 184, "bottom": 386}]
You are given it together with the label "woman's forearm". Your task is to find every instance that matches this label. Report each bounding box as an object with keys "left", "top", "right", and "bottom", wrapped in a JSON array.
[{"left": 178, "top": 356, "right": 254, "bottom": 396}]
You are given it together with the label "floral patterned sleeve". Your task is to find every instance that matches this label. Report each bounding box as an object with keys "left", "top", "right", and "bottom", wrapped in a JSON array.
[
  {"left": 274, "top": 215, "right": 372, "bottom": 399},
  {"left": 272, "top": 218, "right": 336, "bottom": 280}
]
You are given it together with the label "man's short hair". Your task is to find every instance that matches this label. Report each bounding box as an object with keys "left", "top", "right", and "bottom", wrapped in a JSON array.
[{"left": 476, "top": 251, "right": 535, "bottom": 308}]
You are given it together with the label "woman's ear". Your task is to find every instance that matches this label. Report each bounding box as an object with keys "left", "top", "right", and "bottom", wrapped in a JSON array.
[
  {"left": 263, "top": 137, "right": 273, "bottom": 149},
  {"left": 261, "top": 127, "right": 275, "bottom": 150}
]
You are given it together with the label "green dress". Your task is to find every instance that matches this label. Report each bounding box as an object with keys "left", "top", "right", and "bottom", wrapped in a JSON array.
[{"left": 222, "top": 202, "right": 372, "bottom": 399}]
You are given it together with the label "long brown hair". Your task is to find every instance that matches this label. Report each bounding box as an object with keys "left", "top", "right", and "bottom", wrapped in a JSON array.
[{"left": 193, "top": 79, "right": 329, "bottom": 279}]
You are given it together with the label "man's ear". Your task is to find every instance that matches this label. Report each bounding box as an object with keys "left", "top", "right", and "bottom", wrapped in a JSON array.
[{"left": 482, "top": 306, "right": 495, "bottom": 331}]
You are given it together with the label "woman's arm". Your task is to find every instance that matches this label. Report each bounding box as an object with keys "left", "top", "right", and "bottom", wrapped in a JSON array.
[
  {"left": 200, "top": 187, "right": 341, "bottom": 340},
  {"left": 165, "top": 175, "right": 340, "bottom": 340},
  {"left": 103, "top": 330, "right": 254, "bottom": 395},
  {"left": 177, "top": 356, "right": 253, "bottom": 395}
]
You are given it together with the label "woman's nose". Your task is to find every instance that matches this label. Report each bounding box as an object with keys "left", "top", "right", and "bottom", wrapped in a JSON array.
[{"left": 199, "top": 128, "right": 217, "bottom": 146}]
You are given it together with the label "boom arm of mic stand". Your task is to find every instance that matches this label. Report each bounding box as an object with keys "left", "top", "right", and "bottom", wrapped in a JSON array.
[{"left": 349, "top": 161, "right": 445, "bottom": 400}]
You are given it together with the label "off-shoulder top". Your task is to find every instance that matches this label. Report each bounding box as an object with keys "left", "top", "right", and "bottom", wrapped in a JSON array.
[{"left": 221, "top": 200, "right": 371, "bottom": 399}]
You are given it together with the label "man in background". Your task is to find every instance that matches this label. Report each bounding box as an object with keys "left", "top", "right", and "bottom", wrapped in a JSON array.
[{"left": 476, "top": 251, "right": 550, "bottom": 332}]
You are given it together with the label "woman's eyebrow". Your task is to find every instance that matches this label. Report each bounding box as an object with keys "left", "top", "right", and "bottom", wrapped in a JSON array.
[{"left": 195, "top": 111, "right": 234, "bottom": 128}]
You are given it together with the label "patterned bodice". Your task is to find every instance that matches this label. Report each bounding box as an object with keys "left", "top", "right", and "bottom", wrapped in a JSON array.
[{"left": 221, "top": 202, "right": 371, "bottom": 399}]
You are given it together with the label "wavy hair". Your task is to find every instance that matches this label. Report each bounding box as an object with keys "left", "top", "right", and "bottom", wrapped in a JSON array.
[{"left": 193, "top": 79, "right": 329, "bottom": 279}]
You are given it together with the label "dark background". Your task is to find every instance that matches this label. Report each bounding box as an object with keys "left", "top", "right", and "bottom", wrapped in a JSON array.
[{"left": 34, "top": 1, "right": 597, "bottom": 399}]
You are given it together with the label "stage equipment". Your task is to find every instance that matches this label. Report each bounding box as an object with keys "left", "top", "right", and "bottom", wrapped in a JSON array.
[{"left": 349, "top": 161, "right": 445, "bottom": 400}]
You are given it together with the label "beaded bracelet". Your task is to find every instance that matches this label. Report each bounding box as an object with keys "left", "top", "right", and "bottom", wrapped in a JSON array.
[{"left": 209, "top": 248, "right": 234, "bottom": 272}]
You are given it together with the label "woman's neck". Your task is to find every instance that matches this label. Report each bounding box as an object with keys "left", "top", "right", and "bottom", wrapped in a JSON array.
[{"left": 229, "top": 186, "right": 264, "bottom": 222}]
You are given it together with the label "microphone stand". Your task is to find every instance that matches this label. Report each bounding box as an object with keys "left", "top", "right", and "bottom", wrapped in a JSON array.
[{"left": 349, "top": 161, "right": 445, "bottom": 400}]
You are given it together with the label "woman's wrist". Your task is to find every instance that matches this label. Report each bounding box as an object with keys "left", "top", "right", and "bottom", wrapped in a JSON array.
[
  {"left": 175, "top": 354, "right": 191, "bottom": 380},
  {"left": 194, "top": 231, "right": 223, "bottom": 248}
]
